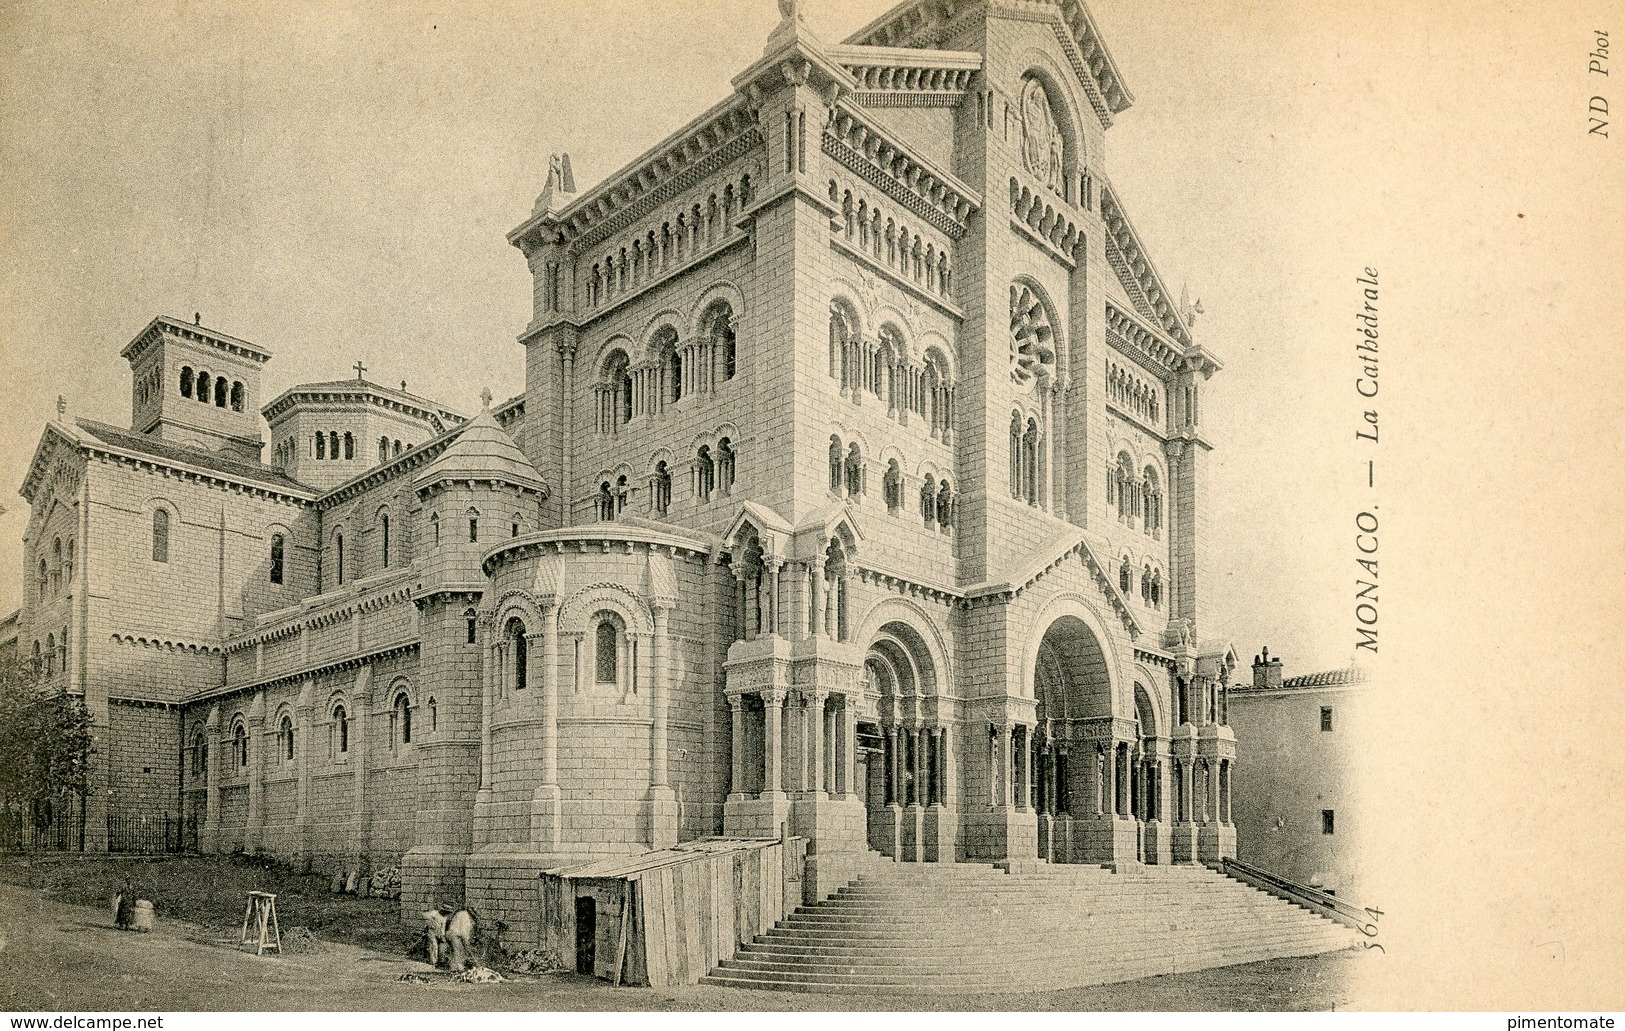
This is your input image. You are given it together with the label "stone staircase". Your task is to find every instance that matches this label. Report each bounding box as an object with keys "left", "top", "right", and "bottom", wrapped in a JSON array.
[{"left": 700, "top": 859, "right": 1355, "bottom": 993}]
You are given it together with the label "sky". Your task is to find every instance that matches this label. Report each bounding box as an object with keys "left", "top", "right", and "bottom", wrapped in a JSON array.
[
  {"left": 2, "top": 0, "right": 1623, "bottom": 1005},
  {"left": 0, "top": 0, "right": 1376, "bottom": 676}
]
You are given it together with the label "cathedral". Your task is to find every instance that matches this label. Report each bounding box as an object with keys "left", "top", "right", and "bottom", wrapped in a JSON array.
[{"left": 14, "top": 0, "right": 1242, "bottom": 943}]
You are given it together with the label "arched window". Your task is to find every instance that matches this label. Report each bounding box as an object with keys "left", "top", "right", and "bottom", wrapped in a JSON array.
[
  {"left": 392, "top": 691, "right": 412, "bottom": 747},
  {"left": 333, "top": 704, "right": 349, "bottom": 755},
  {"left": 937, "top": 480, "right": 953, "bottom": 530},
  {"left": 214, "top": 375, "right": 228, "bottom": 408},
  {"left": 828, "top": 435, "right": 844, "bottom": 493},
  {"left": 1009, "top": 413, "right": 1024, "bottom": 499},
  {"left": 279, "top": 714, "right": 294, "bottom": 761},
  {"left": 652, "top": 461, "right": 672, "bottom": 514},
  {"left": 696, "top": 447, "right": 715, "bottom": 502},
  {"left": 270, "top": 533, "right": 285, "bottom": 584},
  {"left": 467, "top": 510, "right": 479, "bottom": 543},
  {"left": 196, "top": 373, "right": 211, "bottom": 404},
  {"left": 180, "top": 367, "right": 194, "bottom": 398},
  {"left": 599, "top": 350, "right": 633, "bottom": 433},
  {"left": 706, "top": 302, "right": 737, "bottom": 382},
  {"left": 343, "top": 432, "right": 355, "bottom": 460},
  {"left": 597, "top": 481, "right": 615, "bottom": 521},
  {"left": 335, "top": 533, "right": 345, "bottom": 585},
  {"left": 58, "top": 626, "right": 67, "bottom": 673},
  {"left": 595, "top": 619, "right": 618, "bottom": 684},
  {"left": 31, "top": 640, "right": 41, "bottom": 675},
  {"left": 152, "top": 509, "right": 170, "bottom": 563},
  {"left": 316, "top": 432, "right": 327, "bottom": 460},
  {"left": 328, "top": 431, "right": 339, "bottom": 460},
  {"left": 615, "top": 474, "right": 629, "bottom": 514},
  {"left": 44, "top": 634, "right": 55, "bottom": 676},
  {"left": 379, "top": 437, "right": 390, "bottom": 462},
  {"left": 1120, "top": 557, "right": 1132, "bottom": 595},
  {"left": 506, "top": 617, "right": 528, "bottom": 692},
  {"left": 465, "top": 608, "right": 478, "bottom": 645},
  {"left": 717, "top": 438, "right": 735, "bottom": 493},
  {"left": 844, "top": 443, "right": 863, "bottom": 497},
  {"left": 233, "top": 722, "right": 248, "bottom": 766},
  {"left": 36, "top": 559, "right": 46, "bottom": 599},
  {"left": 1151, "top": 570, "right": 1163, "bottom": 609},
  {"left": 230, "top": 381, "right": 245, "bottom": 411},
  {"left": 393, "top": 439, "right": 402, "bottom": 457},
  {"left": 65, "top": 539, "right": 74, "bottom": 583},
  {"left": 511, "top": 514, "right": 521, "bottom": 538},
  {"left": 427, "top": 696, "right": 438, "bottom": 733},
  {"left": 921, "top": 474, "right": 937, "bottom": 525},
  {"left": 884, "top": 460, "right": 902, "bottom": 513},
  {"left": 829, "top": 306, "right": 855, "bottom": 384},
  {"left": 51, "top": 538, "right": 61, "bottom": 595},
  {"left": 380, "top": 514, "right": 391, "bottom": 568},
  {"left": 191, "top": 728, "right": 208, "bottom": 778},
  {"left": 1142, "top": 565, "right": 1152, "bottom": 604}
]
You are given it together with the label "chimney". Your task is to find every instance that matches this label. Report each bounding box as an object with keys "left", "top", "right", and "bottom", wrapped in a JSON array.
[{"left": 1252, "top": 646, "right": 1283, "bottom": 690}]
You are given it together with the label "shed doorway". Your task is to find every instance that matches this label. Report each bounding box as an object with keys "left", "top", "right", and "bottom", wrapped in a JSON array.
[{"left": 574, "top": 896, "right": 597, "bottom": 974}]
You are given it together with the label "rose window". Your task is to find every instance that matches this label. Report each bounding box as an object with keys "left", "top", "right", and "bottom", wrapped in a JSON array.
[{"left": 1010, "top": 284, "right": 1056, "bottom": 388}]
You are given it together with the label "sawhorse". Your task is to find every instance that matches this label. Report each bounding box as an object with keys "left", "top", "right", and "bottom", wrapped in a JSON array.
[{"left": 239, "top": 890, "right": 281, "bottom": 955}]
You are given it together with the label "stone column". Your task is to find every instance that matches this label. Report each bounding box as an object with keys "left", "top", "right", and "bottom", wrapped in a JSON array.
[
  {"left": 244, "top": 692, "right": 266, "bottom": 853},
  {"left": 203, "top": 705, "right": 221, "bottom": 852},
  {"left": 1002, "top": 725, "right": 1015, "bottom": 807},
  {"left": 763, "top": 690, "right": 785, "bottom": 796},
  {"left": 727, "top": 694, "right": 746, "bottom": 798},
  {"left": 480, "top": 640, "right": 495, "bottom": 789},
  {"left": 809, "top": 565, "right": 826, "bottom": 638},
  {"left": 293, "top": 681, "right": 313, "bottom": 857},
  {"left": 766, "top": 564, "right": 781, "bottom": 638},
  {"left": 540, "top": 605, "right": 559, "bottom": 785},
  {"left": 843, "top": 697, "right": 858, "bottom": 798},
  {"left": 650, "top": 606, "right": 670, "bottom": 788},
  {"left": 810, "top": 691, "right": 827, "bottom": 795}
]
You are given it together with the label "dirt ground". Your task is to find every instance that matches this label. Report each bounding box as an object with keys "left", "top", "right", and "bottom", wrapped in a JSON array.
[{"left": 0, "top": 879, "right": 1366, "bottom": 1011}]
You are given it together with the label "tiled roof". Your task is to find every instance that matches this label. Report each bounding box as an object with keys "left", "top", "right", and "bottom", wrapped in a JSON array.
[
  {"left": 74, "top": 419, "right": 313, "bottom": 496},
  {"left": 412, "top": 407, "right": 548, "bottom": 496},
  {"left": 1281, "top": 667, "right": 1368, "bottom": 689}
]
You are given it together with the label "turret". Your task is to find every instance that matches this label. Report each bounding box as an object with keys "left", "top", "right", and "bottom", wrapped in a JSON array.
[{"left": 121, "top": 315, "right": 271, "bottom": 461}]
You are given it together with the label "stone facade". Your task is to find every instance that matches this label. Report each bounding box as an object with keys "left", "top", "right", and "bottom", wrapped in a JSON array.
[{"left": 13, "top": 0, "right": 1241, "bottom": 942}]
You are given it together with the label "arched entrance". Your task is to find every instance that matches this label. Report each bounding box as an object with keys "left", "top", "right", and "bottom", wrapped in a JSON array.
[
  {"left": 1030, "top": 613, "right": 1133, "bottom": 865},
  {"left": 861, "top": 621, "right": 951, "bottom": 862}
]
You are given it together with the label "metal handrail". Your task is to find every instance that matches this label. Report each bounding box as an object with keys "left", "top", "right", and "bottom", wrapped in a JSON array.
[{"left": 1221, "top": 856, "right": 1377, "bottom": 936}]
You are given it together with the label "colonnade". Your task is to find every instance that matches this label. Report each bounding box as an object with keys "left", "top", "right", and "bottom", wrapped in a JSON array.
[{"left": 725, "top": 688, "right": 859, "bottom": 801}]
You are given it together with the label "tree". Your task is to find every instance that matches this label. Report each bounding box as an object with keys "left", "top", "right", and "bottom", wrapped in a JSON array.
[{"left": 0, "top": 649, "right": 95, "bottom": 821}]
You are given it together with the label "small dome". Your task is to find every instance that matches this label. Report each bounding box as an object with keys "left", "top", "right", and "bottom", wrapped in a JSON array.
[{"left": 414, "top": 408, "right": 549, "bottom": 497}]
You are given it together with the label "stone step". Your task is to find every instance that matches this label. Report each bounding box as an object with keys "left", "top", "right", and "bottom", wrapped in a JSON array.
[
  {"left": 733, "top": 929, "right": 1350, "bottom": 967},
  {"left": 703, "top": 940, "right": 1350, "bottom": 993}
]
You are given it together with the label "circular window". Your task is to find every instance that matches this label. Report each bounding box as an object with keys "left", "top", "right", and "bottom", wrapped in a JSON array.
[{"left": 1010, "top": 283, "right": 1056, "bottom": 388}]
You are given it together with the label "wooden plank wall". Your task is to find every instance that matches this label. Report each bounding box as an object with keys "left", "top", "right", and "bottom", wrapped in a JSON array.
[
  {"left": 635, "top": 842, "right": 788, "bottom": 987},
  {"left": 538, "top": 842, "right": 792, "bottom": 988}
]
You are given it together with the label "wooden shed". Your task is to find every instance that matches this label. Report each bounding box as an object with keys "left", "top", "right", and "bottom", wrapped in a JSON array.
[{"left": 537, "top": 837, "right": 801, "bottom": 986}]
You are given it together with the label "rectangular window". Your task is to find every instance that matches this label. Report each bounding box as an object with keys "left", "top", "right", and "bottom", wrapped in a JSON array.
[
  {"left": 1322, "top": 809, "right": 1335, "bottom": 835},
  {"left": 1320, "top": 706, "right": 1333, "bottom": 732}
]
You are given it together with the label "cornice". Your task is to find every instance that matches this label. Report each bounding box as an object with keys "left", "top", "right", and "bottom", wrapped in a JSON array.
[
  {"left": 110, "top": 633, "right": 224, "bottom": 656},
  {"left": 482, "top": 525, "right": 713, "bottom": 578},
  {"left": 510, "top": 100, "right": 761, "bottom": 255},
  {"left": 120, "top": 316, "right": 272, "bottom": 366},
  {"left": 1105, "top": 303, "right": 1183, "bottom": 378},
  {"left": 197, "top": 639, "right": 421, "bottom": 703},
  {"left": 261, "top": 385, "right": 464, "bottom": 431},
  {"left": 1100, "top": 184, "right": 1193, "bottom": 348},
  {"left": 86, "top": 445, "right": 315, "bottom": 507},
  {"left": 825, "top": 105, "right": 980, "bottom": 239}
]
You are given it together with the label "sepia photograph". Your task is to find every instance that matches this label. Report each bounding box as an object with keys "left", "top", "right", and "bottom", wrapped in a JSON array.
[{"left": 0, "top": 0, "right": 1620, "bottom": 1019}]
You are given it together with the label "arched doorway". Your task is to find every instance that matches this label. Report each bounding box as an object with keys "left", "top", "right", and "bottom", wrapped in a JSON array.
[
  {"left": 1031, "top": 614, "right": 1126, "bottom": 865},
  {"left": 861, "top": 620, "right": 949, "bottom": 862}
]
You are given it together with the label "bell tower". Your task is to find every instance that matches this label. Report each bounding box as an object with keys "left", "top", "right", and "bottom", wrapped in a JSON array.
[{"left": 121, "top": 314, "right": 271, "bottom": 461}]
